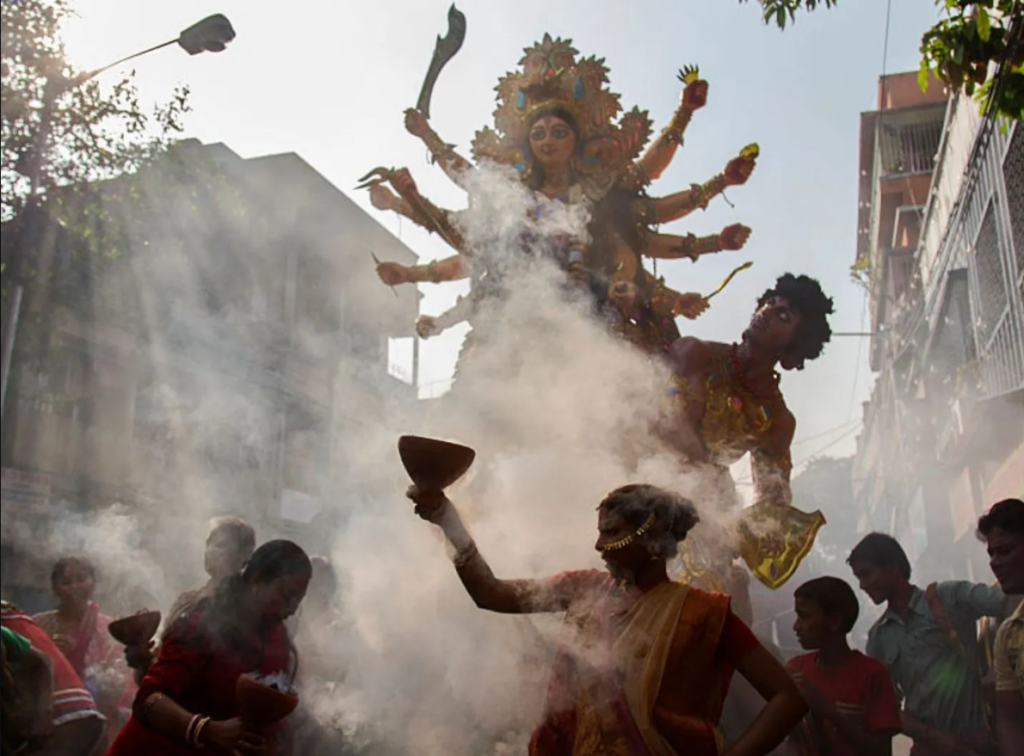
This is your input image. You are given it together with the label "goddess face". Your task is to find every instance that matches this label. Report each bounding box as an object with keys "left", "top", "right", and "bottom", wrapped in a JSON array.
[{"left": 529, "top": 115, "right": 577, "bottom": 172}]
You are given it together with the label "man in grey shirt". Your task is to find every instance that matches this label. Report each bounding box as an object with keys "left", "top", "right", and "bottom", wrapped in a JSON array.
[{"left": 848, "top": 533, "right": 1004, "bottom": 756}]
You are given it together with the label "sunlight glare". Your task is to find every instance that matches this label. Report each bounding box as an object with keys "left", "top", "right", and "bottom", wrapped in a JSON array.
[{"left": 61, "top": 2, "right": 128, "bottom": 72}]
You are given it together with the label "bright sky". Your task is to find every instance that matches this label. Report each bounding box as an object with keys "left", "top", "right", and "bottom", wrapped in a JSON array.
[{"left": 62, "top": 0, "right": 942, "bottom": 470}]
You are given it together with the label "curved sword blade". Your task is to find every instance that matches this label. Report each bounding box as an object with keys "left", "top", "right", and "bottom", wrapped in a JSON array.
[{"left": 416, "top": 4, "right": 467, "bottom": 119}]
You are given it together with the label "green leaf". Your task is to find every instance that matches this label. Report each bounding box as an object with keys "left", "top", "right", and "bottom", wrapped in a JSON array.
[
  {"left": 976, "top": 6, "right": 991, "bottom": 42},
  {"left": 918, "top": 59, "right": 931, "bottom": 92}
]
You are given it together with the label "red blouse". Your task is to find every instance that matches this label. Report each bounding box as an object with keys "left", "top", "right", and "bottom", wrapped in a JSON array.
[{"left": 105, "top": 610, "right": 293, "bottom": 756}]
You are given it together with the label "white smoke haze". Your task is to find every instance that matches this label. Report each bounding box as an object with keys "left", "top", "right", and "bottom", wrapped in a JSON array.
[
  {"left": 30, "top": 157, "right": 749, "bottom": 756},
  {"left": 44, "top": 502, "right": 178, "bottom": 615},
  {"left": 299, "top": 162, "right": 746, "bottom": 755}
]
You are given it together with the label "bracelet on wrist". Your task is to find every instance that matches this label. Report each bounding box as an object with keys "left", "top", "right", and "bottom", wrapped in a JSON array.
[
  {"left": 453, "top": 542, "right": 479, "bottom": 568},
  {"left": 661, "top": 125, "right": 684, "bottom": 146},
  {"left": 191, "top": 716, "right": 211, "bottom": 749},
  {"left": 184, "top": 714, "right": 200, "bottom": 747},
  {"left": 662, "top": 110, "right": 691, "bottom": 145}
]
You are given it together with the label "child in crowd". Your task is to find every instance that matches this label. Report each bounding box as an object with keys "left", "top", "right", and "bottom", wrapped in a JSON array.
[{"left": 786, "top": 576, "right": 902, "bottom": 756}]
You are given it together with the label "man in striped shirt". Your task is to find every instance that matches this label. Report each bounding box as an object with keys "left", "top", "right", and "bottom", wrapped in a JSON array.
[{"left": 2, "top": 601, "right": 105, "bottom": 756}]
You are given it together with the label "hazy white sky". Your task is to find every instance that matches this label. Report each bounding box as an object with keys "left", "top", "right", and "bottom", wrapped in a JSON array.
[{"left": 62, "top": 0, "right": 941, "bottom": 471}]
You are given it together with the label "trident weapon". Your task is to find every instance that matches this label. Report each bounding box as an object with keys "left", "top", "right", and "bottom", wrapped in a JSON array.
[{"left": 416, "top": 4, "right": 467, "bottom": 119}]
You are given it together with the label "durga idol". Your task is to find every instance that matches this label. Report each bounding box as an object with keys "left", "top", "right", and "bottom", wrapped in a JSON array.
[{"left": 361, "top": 34, "right": 758, "bottom": 360}]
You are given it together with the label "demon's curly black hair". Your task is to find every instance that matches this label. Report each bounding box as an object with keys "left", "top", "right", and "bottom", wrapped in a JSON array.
[{"left": 757, "top": 273, "right": 834, "bottom": 369}]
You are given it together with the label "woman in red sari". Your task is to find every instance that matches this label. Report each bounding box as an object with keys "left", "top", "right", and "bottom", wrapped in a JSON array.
[
  {"left": 409, "top": 483, "right": 807, "bottom": 756},
  {"left": 34, "top": 556, "right": 135, "bottom": 750},
  {"left": 106, "top": 540, "right": 312, "bottom": 756}
]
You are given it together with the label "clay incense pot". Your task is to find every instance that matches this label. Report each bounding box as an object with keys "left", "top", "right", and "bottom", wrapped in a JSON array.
[
  {"left": 398, "top": 435, "right": 476, "bottom": 493},
  {"left": 108, "top": 610, "right": 162, "bottom": 647},
  {"left": 236, "top": 675, "right": 299, "bottom": 724}
]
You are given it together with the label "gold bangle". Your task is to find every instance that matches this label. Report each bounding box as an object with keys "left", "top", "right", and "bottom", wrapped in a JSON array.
[
  {"left": 424, "top": 130, "right": 456, "bottom": 165},
  {"left": 409, "top": 264, "right": 429, "bottom": 283},
  {"left": 694, "top": 234, "right": 721, "bottom": 257},
  {"left": 427, "top": 260, "right": 442, "bottom": 284},
  {"left": 192, "top": 716, "right": 211, "bottom": 749},
  {"left": 662, "top": 109, "right": 691, "bottom": 145},
  {"left": 673, "top": 233, "right": 699, "bottom": 261},
  {"left": 661, "top": 127, "right": 684, "bottom": 146},
  {"left": 696, "top": 175, "right": 727, "bottom": 209},
  {"left": 184, "top": 714, "right": 200, "bottom": 747}
]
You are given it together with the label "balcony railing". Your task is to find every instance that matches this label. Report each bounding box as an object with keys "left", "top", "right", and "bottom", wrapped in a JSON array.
[
  {"left": 876, "top": 104, "right": 946, "bottom": 177},
  {"left": 979, "top": 311, "right": 1024, "bottom": 398}
]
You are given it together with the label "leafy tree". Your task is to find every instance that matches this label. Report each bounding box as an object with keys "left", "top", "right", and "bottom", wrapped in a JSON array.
[
  {"left": 1, "top": 0, "right": 190, "bottom": 225},
  {"left": 1, "top": 0, "right": 193, "bottom": 425},
  {"left": 742, "top": 0, "right": 838, "bottom": 30},
  {"left": 741, "top": 0, "right": 1024, "bottom": 121}
]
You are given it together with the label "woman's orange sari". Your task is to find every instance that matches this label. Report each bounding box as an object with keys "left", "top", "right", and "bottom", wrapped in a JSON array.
[{"left": 529, "top": 573, "right": 736, "bottom": 756}]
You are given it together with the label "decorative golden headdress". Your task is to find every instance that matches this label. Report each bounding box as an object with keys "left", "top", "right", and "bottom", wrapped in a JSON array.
[{"left": 471, "top": 35, "right": 653, "bottom": 189}]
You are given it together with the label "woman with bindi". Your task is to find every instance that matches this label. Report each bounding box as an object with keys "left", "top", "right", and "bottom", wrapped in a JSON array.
[
  {"left": 106, "top": 540, "right": 311, "bottom": 756},
  {"left": 408, "top": 482, "right": 807, "bottom": 756}
]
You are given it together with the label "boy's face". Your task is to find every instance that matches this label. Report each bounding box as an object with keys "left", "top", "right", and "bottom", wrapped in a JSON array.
[{"left": 793, "top": 597, "right": 836, "bottom": 650}]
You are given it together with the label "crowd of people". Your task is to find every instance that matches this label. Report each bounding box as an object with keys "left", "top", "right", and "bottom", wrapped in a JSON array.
[{"left": 1, "top": 496, "right": 1022, "bottom": 756}]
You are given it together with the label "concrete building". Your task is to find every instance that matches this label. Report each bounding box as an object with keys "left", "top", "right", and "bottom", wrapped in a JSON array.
[
  {"left": 853, "top": 72, "right": 1024, "bottom": 582},
  {"left": 0, "top": 140, "right": 420, "bottom": 610}
]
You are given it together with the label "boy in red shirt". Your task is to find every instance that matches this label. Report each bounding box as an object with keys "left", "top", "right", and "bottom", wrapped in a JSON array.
[{"left": 786, "top": 577, "right": 902, "bottom": 756}]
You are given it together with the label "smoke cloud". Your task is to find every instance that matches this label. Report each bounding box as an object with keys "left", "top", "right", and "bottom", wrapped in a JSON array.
[
  {"left": 300, "top": 162, "right": 742, "bottom": 754},
  {"left": 23, "top": 154, "right": 746, "bottom": 756}
]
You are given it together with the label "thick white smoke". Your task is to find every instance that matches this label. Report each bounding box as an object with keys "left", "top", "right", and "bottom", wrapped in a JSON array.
[
  {"left": 305, "top": 162, "right": 742, "bottom": 755},
  {"left": 25, "top": 154, "right": 748, "bottom": 756}
]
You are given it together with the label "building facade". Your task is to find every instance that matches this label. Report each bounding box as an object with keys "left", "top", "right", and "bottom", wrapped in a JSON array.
[
  {"left": 0, "top": 140, "right": 420, "bottom": 610},
  {"left": 853, "top": 73, "right": 1024, "bottom": 583}
]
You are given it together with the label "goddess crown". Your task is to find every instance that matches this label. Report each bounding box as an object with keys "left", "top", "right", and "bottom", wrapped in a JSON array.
[{"left": 471, "top": 35, "right": 653, "bottom": 186}]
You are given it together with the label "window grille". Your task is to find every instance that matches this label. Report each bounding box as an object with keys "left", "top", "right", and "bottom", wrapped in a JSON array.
[
  {"left": 980, "top": 313, "right": 1024, "bottom": 396},
  {"left": 972, "top": 205, "right": 1006, "bottom": 343},
  {"left": 1002, "top": 125, "right": 1024, "bottom": 287}
]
